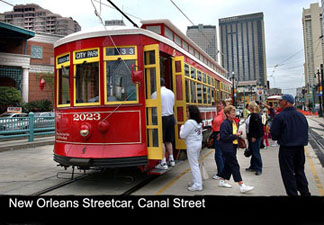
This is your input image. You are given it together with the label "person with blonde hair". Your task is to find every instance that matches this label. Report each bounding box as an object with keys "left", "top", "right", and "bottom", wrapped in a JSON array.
[
  {"left": 246, "top": 101, "right": 264, "bottom": 175},
  {"left": 218, "top": 105, "right": 254, "bottom": 193}
]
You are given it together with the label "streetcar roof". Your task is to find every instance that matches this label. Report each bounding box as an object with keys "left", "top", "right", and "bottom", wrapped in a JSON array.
[{"left": 54, "top": 20, "right": 231, "bottom": 83}]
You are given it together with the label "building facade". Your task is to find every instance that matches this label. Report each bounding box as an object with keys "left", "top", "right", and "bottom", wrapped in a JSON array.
[
  {"left": 219, "top": 12, "right": 267, "bottom": 86},
  {"left": 0, "top": 21, "right": 62, "bottom": 104},
  {"left": 302, "top": 3, "right": 323, "bottom": 94},
  {"left": 2, "top": 3, "right": 81, "bottom": 36},
  {"left": 186, "top": 24, "right": 218, "bottom": 61}
]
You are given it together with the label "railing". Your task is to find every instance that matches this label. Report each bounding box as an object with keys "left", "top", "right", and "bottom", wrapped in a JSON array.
[{"left": 0, "top": 112, "right": 55, "bottom": 142}]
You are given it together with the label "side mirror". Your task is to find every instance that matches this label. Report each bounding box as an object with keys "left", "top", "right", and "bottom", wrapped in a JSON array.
[{"left": 132, "top": 64, "right": 143, "bottom": 83}]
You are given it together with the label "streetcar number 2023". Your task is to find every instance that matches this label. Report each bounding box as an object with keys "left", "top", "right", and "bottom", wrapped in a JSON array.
[{"left": 73, "top": 113, "right": 101, "bottom": 121}]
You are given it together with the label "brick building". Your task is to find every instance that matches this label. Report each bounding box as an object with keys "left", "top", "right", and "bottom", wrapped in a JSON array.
[
  {"left": 0, "top": 21, "right": 62, "bottom": 104},
  {"left": 27, "top": 32, "right": 63, "bottom": 102}
]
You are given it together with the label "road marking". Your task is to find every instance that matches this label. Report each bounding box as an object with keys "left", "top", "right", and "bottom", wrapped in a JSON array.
[
  {"left": 305, "top": 147, "right": 324, "bottom": 196},
  {"left": 155, "top": 148, "right": 214, "bottom": 195}
]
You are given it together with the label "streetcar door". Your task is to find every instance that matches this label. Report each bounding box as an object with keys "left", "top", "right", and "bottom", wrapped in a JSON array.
[
  {"left": 172, "top": 56, "right": 187, "bottom": 150},
  {"left": 144, "top": 44, "right": 163, "bottom": 160}
]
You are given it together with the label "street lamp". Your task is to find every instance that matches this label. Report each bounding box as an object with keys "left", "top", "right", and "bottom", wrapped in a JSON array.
[
  {"left": 231, "top": 72, "right": 236, "bottom": 106},
  {"left": 315, "top": 69, "right": 323, "bottom": 117}
]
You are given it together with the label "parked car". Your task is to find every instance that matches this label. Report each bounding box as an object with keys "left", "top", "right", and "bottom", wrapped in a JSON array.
[
  {"left": 0, "top": 112, "right": 55, "bottom": 131},
  {"left": 0, "top": 112, "right": 27, "bottom": 118},
  {"left": 0, "top": 113, "right": 28, "bottom": 131},
  {"left": 33, "top": 112, "right": 55, "bottom": 129}
]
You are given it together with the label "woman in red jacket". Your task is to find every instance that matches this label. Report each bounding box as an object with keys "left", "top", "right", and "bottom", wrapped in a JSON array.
[{"left": 211, "top": 100, "right": 226, "bottom": 180}]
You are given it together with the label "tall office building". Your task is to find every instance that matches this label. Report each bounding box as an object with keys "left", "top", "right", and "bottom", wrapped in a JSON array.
[
  {"left": 3, "top": 4, "right": 81, "bottom": 36},
  {"left": 219, "top": 12, "right": 267, "bottom": 86},
  {"left": 302, "top": 3, "right": 323, "bottom": 91},
  {"left": 186, "top": 24, "right": 218, "bottom": 61}
]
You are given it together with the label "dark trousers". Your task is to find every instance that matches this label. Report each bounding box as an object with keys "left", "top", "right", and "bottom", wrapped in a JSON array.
[
  {"left": 279, "top": 146, "right": 311, "bottom": 196},
  {"left": 250, "top": 137, "right": 263, "bottom": 172},
  {"left": 221, "top": 146, "right": 242, "bottom": 182},
  {"left": 214, "top": 132, "right": 224, "bottom": 176}
]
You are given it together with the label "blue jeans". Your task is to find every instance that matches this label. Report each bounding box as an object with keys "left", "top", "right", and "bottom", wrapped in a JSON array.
[
  {"left": 249, "top": 137, "right": 263, "bottom": 172},
  {"left": 214, "top": 132, "right": 224, "bottom": 176}
]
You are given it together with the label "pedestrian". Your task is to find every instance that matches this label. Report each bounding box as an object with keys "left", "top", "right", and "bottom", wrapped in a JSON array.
[
  {"left": 180, "top": 105, "right": 203, "bottom": 191},
  {"left": 244, "top": 103, "right": 252, "bottom": 156},
  {"left": 211, "top": 100, "right": 226, "bottom": 180},
  {"left": 261, "top": 109, "right": 269, "bottom": 149},
  {"left": 246, "top": 101, "right": 264, "bottom": 175},
  {"left": 152, "top": 78, "right": 176, "bottom": 170},
  {"left": 218, "top": 105, "right": 254, "bottom": 193},
  {"left": 270, "top": 94, "right": 311, "bottom": 196},
  {"left": 243, "top": 103, "right": 250, "bottom": 121}
]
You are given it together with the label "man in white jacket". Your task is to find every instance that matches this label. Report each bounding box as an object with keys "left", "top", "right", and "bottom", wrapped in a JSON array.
[{"left": 180, "top": 105, "right": 203, "bottom": 191}]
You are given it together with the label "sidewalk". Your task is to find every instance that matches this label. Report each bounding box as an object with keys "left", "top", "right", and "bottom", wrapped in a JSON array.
[
  {"left": 0, "top": 136, "right": 54, "bottom": 152},
  {"left": 134, "top": 137, "right": 324, "bottom": 196}
]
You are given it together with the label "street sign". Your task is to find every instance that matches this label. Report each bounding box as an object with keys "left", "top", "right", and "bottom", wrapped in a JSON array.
[{"left": 7, "top": 107, "right": 22, "bottom": 113}]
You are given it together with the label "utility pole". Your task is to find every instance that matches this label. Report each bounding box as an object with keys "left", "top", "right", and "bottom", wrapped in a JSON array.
[
  {"left": 317, "top": 69, "right": 323, "bottom": 117},
  {"left": 321, "top": 64, "right": 324, "bottom": 117}
]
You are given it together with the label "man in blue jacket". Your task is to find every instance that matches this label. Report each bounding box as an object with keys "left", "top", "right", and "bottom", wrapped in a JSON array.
[{"left": 270, "top": 94, "right": 311, "bottom": 196}]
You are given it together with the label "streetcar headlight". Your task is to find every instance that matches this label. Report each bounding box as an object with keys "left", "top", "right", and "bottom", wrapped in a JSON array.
[
  {"left": 80, "top": 124, "right": 91, "bottom": 139},
  {"left": 80, "top": 129, "right": 89, "bottom": 137}
]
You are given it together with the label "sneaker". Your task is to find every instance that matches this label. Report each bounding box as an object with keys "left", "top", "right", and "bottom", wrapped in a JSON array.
[
  {"left": 169, "top": 160, "right": 175, "bottom": 167},
  {"left": 212, "top": 174, "right": 222, "bottom": 180},
  {"left": 188, "top": 181, "right": 194, "bottom": 187},
  {"left": 155, "top": 163, "right": 168, "bottom": 170},
  {"left": 219, "top": 180, "right": 232, "bottom": 188},
  {"left": 240, "top": 184, "right": 254, "bottom": 193},
  {"left": 188, "top": 184, "right": 203, "bottom": 192}
]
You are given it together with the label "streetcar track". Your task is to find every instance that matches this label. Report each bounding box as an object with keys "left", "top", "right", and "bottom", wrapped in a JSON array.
[
  {"left": 30, "top": 167, "right": 160, "bottom": 196},
  {"left": 31, "top": 172, "right": 94, "bottom": 196},
  {"left": 308, "top": 129, "right": 324, "bottom": 168}
]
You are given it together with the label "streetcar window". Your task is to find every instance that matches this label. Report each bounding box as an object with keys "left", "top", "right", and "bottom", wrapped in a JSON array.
[
  {"left": 207, "top": 87, "right": 211, "bottom": 105},
  {"left": 184, "top": 64, "right": 189, "bottom": 77},
  {"left": 190, "top": 81, "right": 196, "bottom": 104},
  {"left": 189, "top": 46, "right": 194, "bottom": 55},
  {"left": 58, "top": 66, "right": 70, "bottom": 105},
  {"left": 197, "top": 70, "right": 201, "bottom": 81},
  {"left": 75, "top": 62, "right": 99, "bottom": 104},
  {"left": 197, "top": 83, "right": 202, "bottom": 104},
  {"left": 190, "top": 67, "right": 196, "bottom": 79},
  {"left": 174, "top": 34, "right": 181, "bottom": 46},
  {"left": 165, "top": 26, "right": 173, "bottom": 40},
  {"left": 146, "top": 25, "right": 161, "bottom": 34},
  {"left": 203, "top": 85, "right": 207, "bottom": 104},
  {"left": 185, "top": 79, "right": 190, "bottom": 103},
  {"left": 183, "top": 42, "right": 188, "bottom": 51},
  {"left": 106, "top": 59, "right": 137, "bottom": 102}
]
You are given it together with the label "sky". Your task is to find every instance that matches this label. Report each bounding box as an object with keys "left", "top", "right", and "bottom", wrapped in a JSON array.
[{"left": 0, "top": 0, "right": 322, "bottom": 96}]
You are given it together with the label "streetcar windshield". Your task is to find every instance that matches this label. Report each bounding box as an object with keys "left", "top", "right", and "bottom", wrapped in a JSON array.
[
  {"left": 75, "top": 62, "right": 99, "bottom": 103},
  {"left": 106, "top": 59, "right": 137, "bottom": 102}
]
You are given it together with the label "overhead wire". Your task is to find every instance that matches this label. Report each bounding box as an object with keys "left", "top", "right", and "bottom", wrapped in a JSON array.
[
  {"left": 90, "top": 0, "right": 138, "bottom": 122},
  {"left": 169, "top": 0, "right": 217, "bottom": 55}
]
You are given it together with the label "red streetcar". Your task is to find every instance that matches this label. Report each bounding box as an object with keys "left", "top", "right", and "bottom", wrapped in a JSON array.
[{"left": 53, "top": 19, "right": 232, "bottom": 174}]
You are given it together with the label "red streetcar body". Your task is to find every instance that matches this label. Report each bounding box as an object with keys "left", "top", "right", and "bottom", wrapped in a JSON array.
[{"left": 53, "top": 20, "right": 232, "bottom": 172}]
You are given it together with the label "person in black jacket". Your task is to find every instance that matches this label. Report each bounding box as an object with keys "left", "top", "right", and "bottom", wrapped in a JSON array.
[
  {"left": 218, "top": 105, "right": 254, "bottom": 193},
  {"left": 246, "top": 101, "right": 264, "bottom": 175},
  {"left": 270, "top": 94, "right": 311, "bottom": 196}
]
